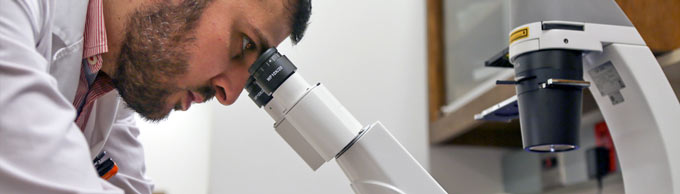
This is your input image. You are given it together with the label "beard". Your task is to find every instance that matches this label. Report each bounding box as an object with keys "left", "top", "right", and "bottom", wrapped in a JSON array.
[{"left": 113, "top": 0, "right": 215, "bottom": 122}]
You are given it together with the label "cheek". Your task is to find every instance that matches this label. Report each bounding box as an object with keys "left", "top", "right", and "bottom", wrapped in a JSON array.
[
  {"left": 181, "top": 46, "right": 230, "bottom": 86},
  {"left": 180, "top": 20, "right": 233, "bottom": 85}
]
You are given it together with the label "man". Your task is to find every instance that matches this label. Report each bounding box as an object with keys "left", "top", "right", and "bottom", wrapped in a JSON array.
[{"left": 0, "top": 0, "right": 311, "bottom": 193}]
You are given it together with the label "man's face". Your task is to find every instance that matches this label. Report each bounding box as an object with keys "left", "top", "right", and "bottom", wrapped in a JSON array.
[{"left": 114, "top": 0, "right": 294, "bottom": 121}]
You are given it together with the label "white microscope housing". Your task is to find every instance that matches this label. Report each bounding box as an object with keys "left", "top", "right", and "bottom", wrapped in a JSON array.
[{"left": 244, "top": 48, "right": 447, "bottom": 194}]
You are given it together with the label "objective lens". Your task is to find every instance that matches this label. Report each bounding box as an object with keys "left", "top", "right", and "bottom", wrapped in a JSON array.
[
  {"left": 514, "top": 49, "right": 584, "bottom": 153},
  {"left": 528, "top": 144, "right": 577, "bottom": 153}
]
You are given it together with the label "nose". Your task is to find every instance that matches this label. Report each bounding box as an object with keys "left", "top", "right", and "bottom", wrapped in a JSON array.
[
  {"left": 212, "top": 75, "right": 230, "bottom": 106},
  {"left": 211, "top": 54, "right": 259, "bottom": 106}
]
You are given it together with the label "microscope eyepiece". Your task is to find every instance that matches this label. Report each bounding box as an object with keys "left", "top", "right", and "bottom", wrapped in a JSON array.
[
  {"left": 248, "top": 48, "right": 280, "bottom": 75},
  {"left": 247, "top": 48, "right": 298, "bottom": 95}
]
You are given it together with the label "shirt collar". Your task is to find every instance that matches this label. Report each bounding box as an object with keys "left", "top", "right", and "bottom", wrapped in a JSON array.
[{"left": 82, "top": 0, "right": 108, "bottom": 73}]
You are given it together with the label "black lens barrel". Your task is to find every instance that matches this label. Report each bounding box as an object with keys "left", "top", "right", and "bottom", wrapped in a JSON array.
[{"left": 514, "top": 49, "right": 584, "bottom": 152}]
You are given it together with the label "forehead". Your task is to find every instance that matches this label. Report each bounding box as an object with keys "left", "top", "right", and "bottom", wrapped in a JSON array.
[
  {"left": 236, "top": 0, "right": 294, "bottom": 44},
  {"left": 183, "top": 0, "right": 294, "bottom": 54},
  {"left": 214, "top": 0, "right": 293, "bottom": 27},
  {"left": 252, "top": 0, "right": 291, "bottom": 12}
]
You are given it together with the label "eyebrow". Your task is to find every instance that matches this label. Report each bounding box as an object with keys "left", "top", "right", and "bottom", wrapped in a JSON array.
[{"left": 253, "top": 27, "right": 271, "bottom": 53}]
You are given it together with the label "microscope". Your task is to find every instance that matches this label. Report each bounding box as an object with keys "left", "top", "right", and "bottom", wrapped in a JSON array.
[
  {"left": 244, "top": 0, "right": 680, "bottom": 193},
  {"left": 245, "top": 48, "right": 447, "bottom": 194}
]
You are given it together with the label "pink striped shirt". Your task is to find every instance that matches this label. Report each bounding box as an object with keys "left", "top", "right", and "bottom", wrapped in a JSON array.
[
  {"left": 83, "top": 0, "right": 108, "bottom": 72},
  {"left": 73, "top": 0, "right": 114, "bottom": 130}
]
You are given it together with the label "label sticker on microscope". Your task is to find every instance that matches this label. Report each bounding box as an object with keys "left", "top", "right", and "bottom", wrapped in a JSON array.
[
  {"left": 588, "top": 61, "right": 626, "bottom": 105},
  {"left": 609, "top": 91, "right": 625, "bottom": 105},
  {"left": 510, "top": 27, "right": 529, "bottom": 44}
]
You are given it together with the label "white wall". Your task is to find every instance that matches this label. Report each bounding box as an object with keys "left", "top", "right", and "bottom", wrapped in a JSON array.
[
  {"left": 137, "top": 103, "right": 213, "bottom": 194},
  {"left": 208, "top": 0, "right": 428, "bottom": 193}
]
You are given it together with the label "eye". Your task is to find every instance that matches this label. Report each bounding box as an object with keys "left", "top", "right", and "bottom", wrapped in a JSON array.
[
  {"left": 233, "top": 35, "right": 258, "bottom": 60},
  {"left": 242, "top": 35, "right": 256, "bottom": 53}
]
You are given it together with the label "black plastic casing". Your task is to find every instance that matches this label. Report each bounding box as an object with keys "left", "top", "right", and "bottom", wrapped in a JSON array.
[
  {"left": 514, "top": 49, "right": 583, "bottom": 152},
  {"left": 248, "top": 48, "right": 298, "bottom": 95},
  {"left": 245, "top": 77, "right": 272, "bottom": 107}
]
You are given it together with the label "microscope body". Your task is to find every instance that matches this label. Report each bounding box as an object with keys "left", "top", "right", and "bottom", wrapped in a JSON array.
[
  {"left": 245, "top": 49, "right": 446, "bottom": 194},
  {"left": 498, "top": 0, "right": 680, "bottom": 192}
]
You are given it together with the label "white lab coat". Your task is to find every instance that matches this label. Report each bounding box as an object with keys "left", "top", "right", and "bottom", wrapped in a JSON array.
[{"left": 0, "top": 0, "right": 153, "bottom": 193}]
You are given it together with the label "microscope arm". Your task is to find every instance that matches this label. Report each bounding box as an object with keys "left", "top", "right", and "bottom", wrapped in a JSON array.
[{"left": 245, "top": 49, "right": 447, "bottom": 194}]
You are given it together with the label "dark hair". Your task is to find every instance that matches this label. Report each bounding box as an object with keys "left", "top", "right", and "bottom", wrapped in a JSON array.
[{"left": 288, "top": 0, "right": 311, "bottom": 44}]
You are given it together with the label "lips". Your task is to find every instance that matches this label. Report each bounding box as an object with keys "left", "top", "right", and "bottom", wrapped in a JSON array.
[
  {"left": 181, "top": 90, "right": 205, "bottom": 111},
  {"left": 182, "top": 91, "right": 192, "bottom": 111},
  {"left": 190, "top": 90, "right": 204, "bottom": 103}
]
